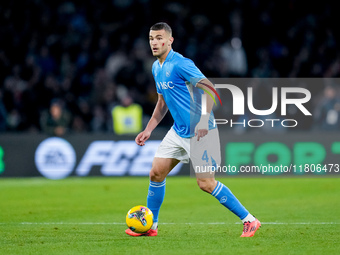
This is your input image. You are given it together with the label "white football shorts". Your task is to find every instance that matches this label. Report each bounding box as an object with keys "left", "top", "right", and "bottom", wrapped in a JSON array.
[{"left": 154, "top": 127, "right": 221, "bottom": 169}]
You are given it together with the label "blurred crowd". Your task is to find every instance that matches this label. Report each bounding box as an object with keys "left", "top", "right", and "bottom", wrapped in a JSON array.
[{"left": 0, "top": 0, "right": 339, "bottom": 135}]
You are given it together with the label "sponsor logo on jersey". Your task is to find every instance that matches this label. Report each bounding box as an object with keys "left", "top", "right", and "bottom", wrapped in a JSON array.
[{"left": 157, "top": 81, "right": 174, "bottom": 90}]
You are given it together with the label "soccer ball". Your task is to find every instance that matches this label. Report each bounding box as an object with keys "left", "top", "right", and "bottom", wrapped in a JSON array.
[{"left": 126, "top": 205, "right": 153, "bottom": 233}]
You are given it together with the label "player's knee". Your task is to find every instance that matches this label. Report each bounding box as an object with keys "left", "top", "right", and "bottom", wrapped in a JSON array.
[
  {"left": 197, "top": 179, "right": 217, "bottom": 193},
  {"left": 149, "top": 167, "right": 165, "bottom": 182}
]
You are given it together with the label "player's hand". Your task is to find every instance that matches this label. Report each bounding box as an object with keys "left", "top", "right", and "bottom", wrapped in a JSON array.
[
  {"left": 135, "top": 130, "right": 151, "bottom": 146},
  {"left": 196, "top": 128, "right": 208, "bottom": 141},
  {"left": 195, "top": 114, "right": 209, "bottom": 141}
]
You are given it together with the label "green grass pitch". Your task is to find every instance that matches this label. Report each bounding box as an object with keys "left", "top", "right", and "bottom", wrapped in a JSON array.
[{"left": 0, "top": 176, "right": 339, "bottom": 254}]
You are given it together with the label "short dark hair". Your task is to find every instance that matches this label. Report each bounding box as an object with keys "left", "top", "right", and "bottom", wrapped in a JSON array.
[{"left": 150, "top": 22, "right": 172, "bottom": 36}]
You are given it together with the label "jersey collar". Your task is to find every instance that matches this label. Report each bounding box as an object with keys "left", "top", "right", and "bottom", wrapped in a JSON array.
[
  {"left": 159, "top": 49, "right": 175, "bottom": 67},
  {"left": 165, "top": 49, "right": 175, "bottom": 62}
]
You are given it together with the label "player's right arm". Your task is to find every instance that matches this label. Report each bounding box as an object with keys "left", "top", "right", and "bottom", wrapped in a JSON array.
[{"left": 135, "top": 94, "right": 168, "bottom": 146}]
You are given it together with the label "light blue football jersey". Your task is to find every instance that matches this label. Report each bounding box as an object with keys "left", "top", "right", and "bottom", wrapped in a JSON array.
[{"left": 152, "top": 49, "right": 216, "bottom": 138}]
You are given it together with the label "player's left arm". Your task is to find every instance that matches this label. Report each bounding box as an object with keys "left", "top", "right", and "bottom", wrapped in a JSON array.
[
  {"left": 176, "top": 59, "right": 215, "bottom": 140},
  {"left": 195, "top": 78, "right": 215, "bottom": 141}
]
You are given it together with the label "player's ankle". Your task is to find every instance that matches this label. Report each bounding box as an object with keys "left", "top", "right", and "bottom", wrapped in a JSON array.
[
  {"left": 241, "top": 214, "right": 256, "bottom": 223},
  {"left": 151, "top": 222, "right": 158, "bottom": 230}
]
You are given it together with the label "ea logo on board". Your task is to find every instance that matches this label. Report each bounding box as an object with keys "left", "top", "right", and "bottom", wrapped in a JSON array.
[{"left": 35, "top": 137, "right": 76, "bottom": 179}]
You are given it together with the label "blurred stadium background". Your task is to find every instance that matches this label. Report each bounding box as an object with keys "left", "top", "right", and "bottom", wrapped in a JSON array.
[{"left": 0, "top": 0, "right": 339, "bottom": 178}]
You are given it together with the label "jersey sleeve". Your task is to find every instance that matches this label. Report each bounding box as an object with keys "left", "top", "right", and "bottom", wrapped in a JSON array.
[{"left": 176, "top": 58, "right": 206, "bottom": 86}]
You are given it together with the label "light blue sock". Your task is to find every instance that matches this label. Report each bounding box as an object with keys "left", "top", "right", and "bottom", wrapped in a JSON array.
[
  {"left": 211, "top": 181, "right": 249, "bottom": 220},
  {"left": 147, "top": 179, "right": 166, "bottom": 223}
]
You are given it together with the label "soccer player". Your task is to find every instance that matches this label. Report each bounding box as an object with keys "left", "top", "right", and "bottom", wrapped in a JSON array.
[{"left": 125, "top": 22, "right": 261, "bottom": 237}]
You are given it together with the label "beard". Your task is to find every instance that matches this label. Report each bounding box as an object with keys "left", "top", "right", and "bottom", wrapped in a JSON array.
[{"left": 152, "top": 47, "right": 168, "bottom": 58}]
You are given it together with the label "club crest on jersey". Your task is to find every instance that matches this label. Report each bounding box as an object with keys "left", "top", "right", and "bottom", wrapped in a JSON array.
[
  {"left": 166, "top": 71, "right": 171, "bottom": 77},
  {"left": 157, "top": 81, "right": 174, "bottom": 90}
]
